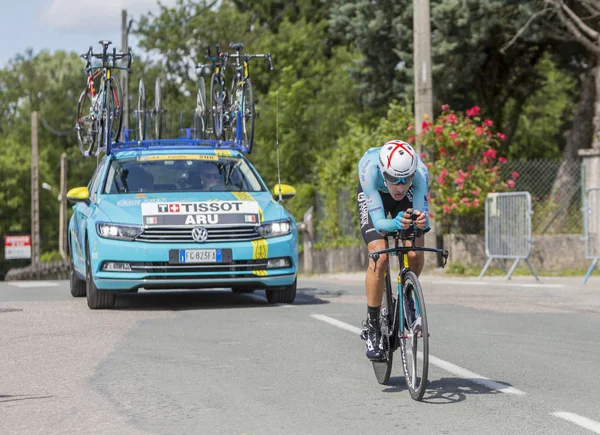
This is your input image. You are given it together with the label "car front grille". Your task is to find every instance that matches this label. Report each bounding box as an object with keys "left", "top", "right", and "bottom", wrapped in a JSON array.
[
  {"left": 128, "top": 259, "right": 268, "bottom": 274},
  {"left": 136, "top": 226, "right": 261, "bottom": 243}
]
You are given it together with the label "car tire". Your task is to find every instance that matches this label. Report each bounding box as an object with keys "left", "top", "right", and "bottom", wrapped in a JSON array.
[
  {"left": 85, "top": 241, "right": 115, "bottom": 310},
  {"left": 70, "top": 255, "right": 86, "bottom": 297},
  {"left": 265, "top": 278, "right": 297, "bottom": 304}
]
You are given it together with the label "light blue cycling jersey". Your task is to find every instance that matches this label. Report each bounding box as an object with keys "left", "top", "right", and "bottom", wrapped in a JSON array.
[{"left": 358, "top": 146, "right": 429, "bottom": 233}]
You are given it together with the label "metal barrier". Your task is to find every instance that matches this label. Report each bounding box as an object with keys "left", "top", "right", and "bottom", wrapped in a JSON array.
[
  {"left": 478, "top": 192, "right": 538, "bottom": 280},
  {"left": 582, "top": 186, "right": 600, "bottom": 284}
]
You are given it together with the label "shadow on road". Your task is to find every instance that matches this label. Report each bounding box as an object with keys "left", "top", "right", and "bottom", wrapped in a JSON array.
[
  {"left": 381, "top": 376, "right": 514, "bottom": 404},
  {"left": 113, "top": 286, "right": 329, "bottom": 311}
]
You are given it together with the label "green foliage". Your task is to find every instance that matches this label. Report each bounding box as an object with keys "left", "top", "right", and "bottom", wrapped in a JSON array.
[{"left": 41, "top": 250, "right": 64, "bottom": 263}]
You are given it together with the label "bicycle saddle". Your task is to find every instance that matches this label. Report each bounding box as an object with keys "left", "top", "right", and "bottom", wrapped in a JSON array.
[
  {"left": 99, "top": 40, "right": 112, "bottom": 46},
  {"left": 229, "top": 42, "right": 244, "bottom": 50}
]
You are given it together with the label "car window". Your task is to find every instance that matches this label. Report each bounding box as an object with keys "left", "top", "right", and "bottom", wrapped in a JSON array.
[
  {"left": 88, "top": 158, "right": 107, "bottom": 201},
  {"left": 103, "top": 155, "right": 265, "bottom": 194}
]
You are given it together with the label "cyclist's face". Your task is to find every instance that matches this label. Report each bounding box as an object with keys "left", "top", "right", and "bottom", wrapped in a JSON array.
[{"left": 386, "top": 180, "right": 411, "bottom": 201}]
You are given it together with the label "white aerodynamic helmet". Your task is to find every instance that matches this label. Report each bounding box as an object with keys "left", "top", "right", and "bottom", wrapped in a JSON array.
[{"left": 378, "top": 140, "right": 418, "bottom": 184}]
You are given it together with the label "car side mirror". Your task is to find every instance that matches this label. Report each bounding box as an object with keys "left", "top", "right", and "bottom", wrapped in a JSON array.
[
  {"left": 66, "top": 186, "right": 91, "bottom": 205},
  {"left": 273, "top": 184, "right": 296, "bottom": 201}
]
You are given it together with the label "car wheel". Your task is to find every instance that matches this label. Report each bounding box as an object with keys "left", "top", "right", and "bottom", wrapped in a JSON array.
[
  {"left": 85, "top": 240, "right": 115, "bottom": 309},
  {"left": 70, "top": 255, "right": 86, "bottom": 297},
  {"left": 265, "top": 278, "right": 297, "bottom": 304}
]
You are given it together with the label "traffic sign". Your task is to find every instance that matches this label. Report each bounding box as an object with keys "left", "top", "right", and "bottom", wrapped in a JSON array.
[{"left": 4, "top": 235, "right": 32, "bottom": 260}]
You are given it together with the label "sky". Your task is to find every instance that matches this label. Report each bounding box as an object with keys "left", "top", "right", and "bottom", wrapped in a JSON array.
[{"left": 0, "top": 0, "right": 179, "bottom": 66}]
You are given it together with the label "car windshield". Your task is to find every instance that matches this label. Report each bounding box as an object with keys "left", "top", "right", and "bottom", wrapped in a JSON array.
[{"left": 103, "top": 154, "right": 265, "bottom": 194}]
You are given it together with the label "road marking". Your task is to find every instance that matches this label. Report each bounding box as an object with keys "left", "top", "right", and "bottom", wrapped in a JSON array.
[
  {"left": 311, "top": 314, "right": 526, "bottom": 395},
  {"left": 8, "top": 281, "right": 60, "bottom": 288},
  {"left": 552, "top": 412, "right": 600, "bottom": 434},
  {"left": 424, "top": 280, "right": 564, "bottom": 289}
]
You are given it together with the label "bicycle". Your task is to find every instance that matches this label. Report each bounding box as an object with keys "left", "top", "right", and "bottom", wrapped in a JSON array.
[
  {"left": 207, "top": 44, "right": 229, "bottom": 141},
  {"left": 136, "top": 77, "right": 163, "bottom": 141},
  {"left": 362, "top": 216, "right": 448, "bottom": 401},
  {"left": 75, "top": 41, "right": 133, "bottom": 156},
  {"left": 225, "top": 42, "right": 273, "bottom": 152}
]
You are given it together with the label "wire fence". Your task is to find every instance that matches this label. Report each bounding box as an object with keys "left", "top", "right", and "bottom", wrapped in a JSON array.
[{"left": 313, "top": 158, "right": 583, "bottom": 243}]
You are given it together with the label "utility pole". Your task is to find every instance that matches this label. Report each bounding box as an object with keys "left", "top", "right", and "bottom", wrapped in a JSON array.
[
  {"left": 31, "top": 111, "right": 40, "bottom": 268},
  {"left": 413, "top": 0, "right": 439, "bottom": 261},
  {"left": 121, "top": 9, "right": 129, "bottom": 137},
  {"left": 59, "top": 153, "right": 68, "bottom": 260},
  {"left": 413, "top": 0, "right": 433, "bottom": 144}
]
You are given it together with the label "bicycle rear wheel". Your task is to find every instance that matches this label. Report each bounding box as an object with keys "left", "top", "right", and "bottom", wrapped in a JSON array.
[
  {"left": 154, "top": 78, "right": 162, "bottom": 139},
  {"left": 195, "top": 76, "right": 207, "bottom": 139},
  {"left": 137, "top": 77, "right": 146, "bottom": 140},
  {"left": 399, "top": 270, "right": 429, "bottom": 401},
  {"left": 371, "top": 267, "right": 396, "bottom": 385},
  {"left": 75, "top": 88, "right": 97, "bottom": 157}
]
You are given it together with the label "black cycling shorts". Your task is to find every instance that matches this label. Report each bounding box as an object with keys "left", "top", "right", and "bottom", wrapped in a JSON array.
[{"left": 356, "top": 182, "right": 413, "bottom": 245}]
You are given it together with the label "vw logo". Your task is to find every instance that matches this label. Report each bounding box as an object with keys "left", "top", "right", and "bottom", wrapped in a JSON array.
[{"left": 191, "top": 226, "right": 208, "bottom": 243}]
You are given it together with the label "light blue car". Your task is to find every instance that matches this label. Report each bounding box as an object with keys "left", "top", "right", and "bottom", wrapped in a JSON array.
[{"left": 67, "top": 140, "right": 298, "bottom": 309}]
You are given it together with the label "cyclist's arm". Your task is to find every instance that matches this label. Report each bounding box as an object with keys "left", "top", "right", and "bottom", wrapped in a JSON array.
[
  {"left": 411, "top": 160, "right": 430, "bottom": 230},
  {"left": 359, "top": 160, "right": 397, "bottom": 233}
]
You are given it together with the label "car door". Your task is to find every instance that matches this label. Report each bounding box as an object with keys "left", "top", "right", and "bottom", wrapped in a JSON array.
[{"left": 73, "top": 158, "right": 107, "bottom": 272}]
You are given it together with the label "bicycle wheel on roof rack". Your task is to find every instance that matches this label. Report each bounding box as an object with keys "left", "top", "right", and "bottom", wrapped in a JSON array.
[
  {"left": 154, "top": 78, "right": 162, "bottom": 139},
  {"left": 242, "top": 78, "right": 255, "bottom": 152},
  {"left": 137, "top": 77, "right": 146, "bottom": 141},
  {"left": 106, "top": 75, "right": 123, "bottom": 147},
  {"left": 75, "top": 88, "right": 98, "bottom": 157},
  {"left": 195, "top": 76, "right": 207, "bottom": 139},
  {"left": 210, "top": 73, "right": 225, "bottom": 140}
]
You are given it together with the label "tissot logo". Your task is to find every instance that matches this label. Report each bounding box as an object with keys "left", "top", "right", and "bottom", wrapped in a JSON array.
[
  {"left": 169, "top": 204, "right": 180, "bottom": 213},
  {"left": 191, "top": 227, "right": 208, "bottom": 243}
]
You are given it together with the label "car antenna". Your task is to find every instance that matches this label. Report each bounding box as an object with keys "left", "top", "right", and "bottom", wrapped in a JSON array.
[{"left": 276, "top": 89, "right": 282, "bottom": 202}]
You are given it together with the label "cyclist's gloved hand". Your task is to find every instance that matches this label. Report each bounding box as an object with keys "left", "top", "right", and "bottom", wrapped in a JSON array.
[
  {"left": 394, "top": 209, "right": 414, "bottom": 230},
  {"left": 412, "top": 209, "right": 427, "bottom": 230}
]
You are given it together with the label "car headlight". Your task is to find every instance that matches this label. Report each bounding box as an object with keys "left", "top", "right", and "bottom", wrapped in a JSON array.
[
  {"left": 96, "top": 223, "right": 143, "bottom": 240},
  {"left": 256, "top": 219, "right": 292, "bottom": 238}
]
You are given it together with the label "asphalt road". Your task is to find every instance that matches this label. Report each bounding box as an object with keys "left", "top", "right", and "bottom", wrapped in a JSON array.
[{"left": 1, "top": 273, "right": 600, "bottom": 435}]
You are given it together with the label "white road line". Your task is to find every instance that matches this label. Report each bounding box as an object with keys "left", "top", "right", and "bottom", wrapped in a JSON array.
[
  {"left": 8, "top": 281, "right": 60, "bottom": 288},
  {"left": 551, "top": 412, "right": 600, "bottom": 434},
  {"left": 311, "top": 314, "right": 526, "bottom": 395},
  {"left": 424, "top": 280, "right": 564, "bottom": 289}
]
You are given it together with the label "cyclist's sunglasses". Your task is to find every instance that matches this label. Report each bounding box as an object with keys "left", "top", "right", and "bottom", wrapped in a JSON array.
[{"left": 383, "top": 171, "right": 414, "bottom": 185}]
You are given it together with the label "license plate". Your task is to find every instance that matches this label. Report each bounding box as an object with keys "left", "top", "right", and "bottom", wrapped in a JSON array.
[{"left": 179, "top": 249, "right": 221, "bottom": 263}]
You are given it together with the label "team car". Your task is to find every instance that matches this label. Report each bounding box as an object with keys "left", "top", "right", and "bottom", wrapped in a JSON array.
[{"left": 66, "top": 140, "right": 298, "bottom": 309}]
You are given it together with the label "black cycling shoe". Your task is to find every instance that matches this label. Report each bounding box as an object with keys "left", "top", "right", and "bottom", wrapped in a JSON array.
[{"left": 364, "top": 321, "right": 385, "bottom": 360}]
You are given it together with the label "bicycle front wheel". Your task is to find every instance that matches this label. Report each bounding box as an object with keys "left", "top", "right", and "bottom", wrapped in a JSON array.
[
  {"left": 399, "top": 270, "right": 429, "bottom": 401},
  {"left": 107, "top": 75, "right": 123, "bottom": 146},
  {"left": 154, "top": 78, "right": 162, "bottom": 139},
  {"left": 371, "top": 267, "right": 396, "bottom": 385},
  {"left": 242, "top": 78, "right": 255, "bottom": 151},
  {"left": 195, "top": 76, "right": 207, "bottom": 139},
  {"left": 210, "top": 74, "right": 225, "bottom": 140},
  {"left": 137, "top": 77, "right": 146, "bottom": 141},
  {"left": 75, "top": 88, "right": 97, "bottom": 157}
]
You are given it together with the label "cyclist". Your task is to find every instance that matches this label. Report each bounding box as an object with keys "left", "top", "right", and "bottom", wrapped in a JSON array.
[{"left": 356, "top": 140, "right": 429, "bottom": 360}]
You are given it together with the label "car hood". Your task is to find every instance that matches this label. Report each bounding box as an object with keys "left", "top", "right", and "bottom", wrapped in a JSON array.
[{"left": 96, "top": 192, "right": 290, "bottom": 225}]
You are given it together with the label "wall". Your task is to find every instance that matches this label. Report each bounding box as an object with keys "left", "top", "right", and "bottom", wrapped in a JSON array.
[{"left": 300, "top": 234, "right": 591, "bottom": 274}]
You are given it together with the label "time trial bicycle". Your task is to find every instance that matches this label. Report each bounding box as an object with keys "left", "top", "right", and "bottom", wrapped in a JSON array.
[
  {"left": 362, "top": 216, "right": 448, "bottom": 401},
  {"left": 75, "top": 41, "right": 133, "bottom": 156}
]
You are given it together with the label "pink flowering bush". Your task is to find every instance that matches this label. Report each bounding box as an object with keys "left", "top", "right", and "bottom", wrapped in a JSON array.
[{"left": 414, "top": 105, "right": 516, "bottom": 231}]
